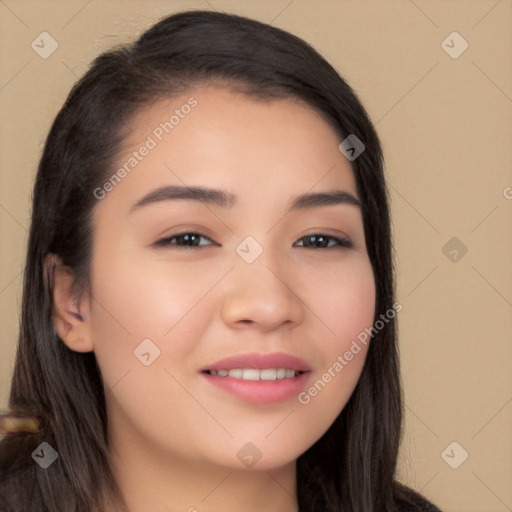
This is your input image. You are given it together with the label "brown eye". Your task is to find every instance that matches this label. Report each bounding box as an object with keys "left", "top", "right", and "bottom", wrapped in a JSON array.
[
  {"left": 154, "top": 231, "right": 216, "bottom": 250},
  {"left": 293, "top": 234, "right": 352, "bottom": 249}
]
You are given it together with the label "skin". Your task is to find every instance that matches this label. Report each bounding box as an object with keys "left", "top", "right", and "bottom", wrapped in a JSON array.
[{"left": 51, "top": 86, "right": 376, "bottom": 512}]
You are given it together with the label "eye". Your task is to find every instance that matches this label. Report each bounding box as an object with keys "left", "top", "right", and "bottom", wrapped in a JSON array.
[
  {"left": 154, "top": 231, "right": 352, "bottom": 250},
  {"left": 293, "top": 233, "right": 353, "bottom": 250},
  {"left": 154, "top": 231, "right": 216, "bottom": 250}
]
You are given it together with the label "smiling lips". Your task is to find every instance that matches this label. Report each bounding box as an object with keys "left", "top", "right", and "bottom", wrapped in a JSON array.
[{"left": 200, "top": 352, "right": 312, "bottom": 404}]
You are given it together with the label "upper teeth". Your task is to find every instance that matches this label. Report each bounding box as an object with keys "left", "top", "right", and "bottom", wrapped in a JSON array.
[{"left": 208, "top": 368, "right": 299, "bottom": 380}]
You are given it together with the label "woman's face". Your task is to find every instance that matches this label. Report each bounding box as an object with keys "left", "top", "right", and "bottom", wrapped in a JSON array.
[{"left": 86, "top": 86, "right": 375, "bottom": 470}]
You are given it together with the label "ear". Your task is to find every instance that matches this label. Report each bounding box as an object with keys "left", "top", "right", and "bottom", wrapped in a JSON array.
[{"left": 44, "top": 254, "right": 94, "bottom": 353}]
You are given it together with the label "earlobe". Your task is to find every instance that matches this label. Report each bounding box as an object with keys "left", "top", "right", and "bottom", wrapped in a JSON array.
[{"left": 44, "top": 254, "right": 94, "bottom": 353}]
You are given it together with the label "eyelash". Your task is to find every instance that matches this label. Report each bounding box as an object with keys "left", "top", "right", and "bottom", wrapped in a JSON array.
[{"left": 153, "top": 231, "right": 353, "bottom": 251}]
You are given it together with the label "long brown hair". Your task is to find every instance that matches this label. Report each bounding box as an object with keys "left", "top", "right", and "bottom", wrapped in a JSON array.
[{"left": 1, "top": 10, "right": 436, "bottom": 512}]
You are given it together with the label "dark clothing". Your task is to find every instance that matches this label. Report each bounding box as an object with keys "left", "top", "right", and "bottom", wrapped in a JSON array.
[{"left": 393, "top": 482, "right": 444, "bottom": 512}]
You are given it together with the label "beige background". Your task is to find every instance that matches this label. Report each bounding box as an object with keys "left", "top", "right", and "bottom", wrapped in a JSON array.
[{"left": 1, "top": 1, "right": 511, "bottom": 511}]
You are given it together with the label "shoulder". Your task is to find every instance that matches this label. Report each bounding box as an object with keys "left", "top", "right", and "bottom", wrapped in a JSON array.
[{"left": 393, "top": 481, "right": 444, "bottom": 512}]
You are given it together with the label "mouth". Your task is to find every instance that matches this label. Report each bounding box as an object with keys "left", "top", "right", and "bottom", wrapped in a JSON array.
[
  {"left": 201, "top": 368, "right": 308, "bottom": 380},
  {"left": 199, "top": 352, "right": 312, "bottom": 403}
]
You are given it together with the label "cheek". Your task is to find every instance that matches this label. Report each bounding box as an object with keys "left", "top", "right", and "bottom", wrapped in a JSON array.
[
  {"left": 307, "top": 256, "right": 376, "bottom": 346},
  {"left": 325, "top": 258, "right": 376, "bottom": 382},
  {"left": 294, "top": 258, "right": 375, "bottom": 429},
  {"left": 86, "top": 253, "right": 217, "bottom": 390},
  {"left": 91, "top": 247, "right": 218, "bottom": 329}
]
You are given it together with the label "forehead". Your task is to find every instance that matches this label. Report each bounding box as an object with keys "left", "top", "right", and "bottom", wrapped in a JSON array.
[{"left": 98, "top": 86, "right": 358, "bottom": 215}]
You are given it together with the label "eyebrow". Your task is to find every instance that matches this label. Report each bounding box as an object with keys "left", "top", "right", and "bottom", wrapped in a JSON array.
[{"left": 129, "top": 185, "right": 361, "bottom": 214}]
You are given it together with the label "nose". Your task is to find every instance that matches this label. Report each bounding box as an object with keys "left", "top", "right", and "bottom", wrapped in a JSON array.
[{"left": 220, "top": 251, "right": 305, "bottom": 332}]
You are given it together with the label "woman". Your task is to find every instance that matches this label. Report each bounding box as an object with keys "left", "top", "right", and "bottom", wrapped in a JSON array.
[{"left": 0, "top": 10, "right": 443, "bottom": 512}]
